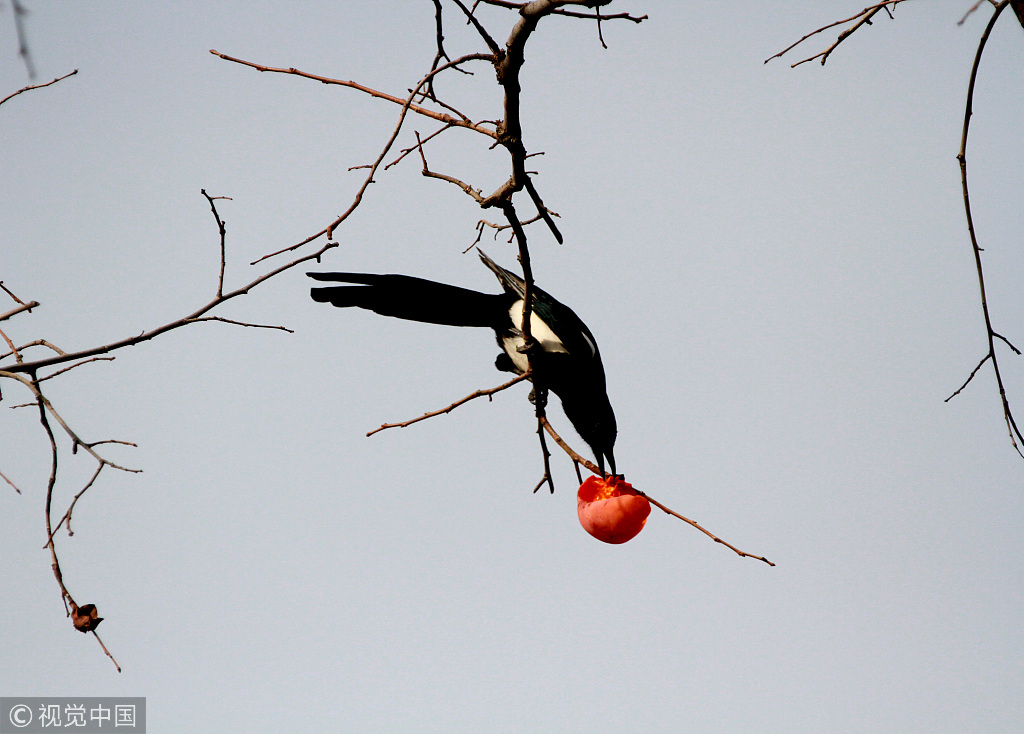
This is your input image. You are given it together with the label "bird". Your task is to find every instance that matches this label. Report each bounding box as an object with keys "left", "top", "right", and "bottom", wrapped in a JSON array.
[{"left": 307, "top": 249, "right": 618, "bottom": 476}]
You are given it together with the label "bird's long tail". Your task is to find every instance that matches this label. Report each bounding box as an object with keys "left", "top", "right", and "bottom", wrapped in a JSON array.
[{"left": 308, "top": 272, "right": 505, "bottom": 328}]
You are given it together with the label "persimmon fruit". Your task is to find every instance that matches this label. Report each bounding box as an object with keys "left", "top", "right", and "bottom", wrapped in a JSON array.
[{"left": 576, "top": 475, "right": 651, "bottom": 544}]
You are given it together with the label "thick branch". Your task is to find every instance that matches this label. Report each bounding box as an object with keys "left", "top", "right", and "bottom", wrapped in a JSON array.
[{"left": 0, "top": 301, "right": 39, "bottom": 322}]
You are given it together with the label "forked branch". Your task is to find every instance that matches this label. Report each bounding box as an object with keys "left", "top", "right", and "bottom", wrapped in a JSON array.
[{"left": 947, "top": 0, "right": 1023, "bottom": 456}]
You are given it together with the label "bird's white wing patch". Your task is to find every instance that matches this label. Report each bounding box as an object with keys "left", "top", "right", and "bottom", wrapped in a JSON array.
[{"left": 505, "top": 300, "right": 568, "bottom": 371}]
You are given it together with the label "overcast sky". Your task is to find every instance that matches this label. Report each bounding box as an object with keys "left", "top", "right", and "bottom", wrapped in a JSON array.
[{"left": 3, "top": 2, "right": 1023, "bottom": 732}]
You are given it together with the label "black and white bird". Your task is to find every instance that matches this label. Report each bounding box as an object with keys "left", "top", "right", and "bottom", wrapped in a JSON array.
[{"left": 308, "top": 250, "right": 618, "bottom": 476}]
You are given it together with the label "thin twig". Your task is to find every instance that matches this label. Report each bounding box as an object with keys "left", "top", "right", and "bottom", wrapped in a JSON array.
[
  {"left": 91, "top": 631, "right": 121, "bottom": 673},
  {"left": 0, "top": 468, "right": 22, "bottom": 494},
  {"left": 765, "top": 2, "right": 909, "bottom": 67},
  {"left": 0, "top": 327, "right": 20, "bottom": 364},
  {"left": 451, "top": 0, "right": 504, "bottom": 56},
  {"left": 385, "top": 123, "right": 454, "bottom": 170},
  {"left": 532, "top": 405, "right": 555, "bottom": 494},
  {"left": 959, "top": 0, "right": 991, "bottom": 25},
  {"left": 476, "top": 0, "right": 647, "bottom": 23},
  {"left": 1, "top": 371, "right": 142, "bottom": 473},
  {"left": 2, "top": 339, "right": 66, "bottom": 361},
  {"left": 952, "top": 0, "right": 1022, "bottom": 456},
  {"left": 539, "top": 416, "right": 774, "bottom": 565},
  {"left": 184, "top": 316, "right": 294, "bottom": 333},
  {"left": 35, "top": 384, "right": 120, "bottom": 670},
  {"left": 417, "top": 130, "right": 486, "bottom": 202},
  {"left": 639, "top": 491, "right": 776, "bottom": 567},
  {"left": 0, "top": 281, "right": 27, "bottom": 304},
  {"left": 209, "top": 51, "right": 496, "bottom": 265},
  {"left": 367, "top": 372, "right": 531, "bottom": 436},
  {"left": 201, "top": 190, "right": 230, "bottom": 297},
  {"left": 0, "top": 69, "right": 77, "bottom": 107},
  {"left": 945, "top": 354, "right": 990, "bottom": 402},
  {"left": 36, "top": 356, "right": 115, "bottom": 382},
  {"left": 208, "top": 49, "right": 498, "bottom": 140},
  {"left": 0, "top": 239, "right": 338, "bottom": 376},
  {"left": 45, "top": 464, "right": 103, "bottom": 542}
]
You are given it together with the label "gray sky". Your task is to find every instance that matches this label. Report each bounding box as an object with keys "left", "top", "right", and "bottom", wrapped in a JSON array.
[{"left": 3, "top": 2, "right": 1023, "bottom": 732}]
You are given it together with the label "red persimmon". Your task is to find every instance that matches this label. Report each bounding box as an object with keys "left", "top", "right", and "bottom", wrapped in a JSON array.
[{"left": 577, "top": 475, "right": 651, "bottom": 544}]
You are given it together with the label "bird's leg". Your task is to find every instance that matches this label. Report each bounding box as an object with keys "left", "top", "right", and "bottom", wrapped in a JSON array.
[{"left": 528, "top": 384, "right": 548, "bottom": 410}]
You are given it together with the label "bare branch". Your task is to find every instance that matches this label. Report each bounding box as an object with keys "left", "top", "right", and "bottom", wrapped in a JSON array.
[
  {"left": 945, "top": 354, "right": 991, "bottom": 402},
  {"left": 451, "top": 0, "right": 504, "bottom": 55},
  {"left": 539, "top": 417, "right": 774, "bottom": 565},
  {"left": 36, "top": 357, "right": 116, "bottom": 382},
  {"left": 184, "top": 316, "right": 294, "bottom": 333},
  {"left": 765, "top": 2, "right": 910, "bottom": 67},
  {"left": 994, "top": 332, "right": 1022, "bottom": 355},
  {"left": 2, "top": 339, "right": 66, "bottom": 361},
  {"left": 91, "top": 630, "right": 121, "bottom": 673},
  {"left": 959, "top": 0, "right": 994, "bottom": 25},
  {"left": 46, "top": 464, "right": 103, "bottom": 542},
  {"left": 1, "top": 371, "right": 142, "bottom": 473},
  {"left": 223, "top": 51, "right": 497, "bottom": 265},
  {"left": 201, "top": 190, "right": 230, "bottom": 297},
  {"left": 367, "top": 372, "right": 531, "bottom": 436},
  {"left": 386, "top": 123, "right": 455, "bottom": 170},
  {"left": 954, "top": 0, "right": 1022, "bottom": 456},
  {"left": 0, "top": 281, "right": 29, "bottom": 304},
  {"left": 0, "top": 69, "right": 77, "bottom": 107},
  {"left": 1, "top": 468, "right": 22, "bottom": 494},
  {"left": 209, "top": 49, "right": 498, "bottom": 140},
  {"left": 0, "top": 237, "right": 337, "bottom": 376},
  {"left": 476, "top": 0, "right": 647, "bottom": 23},
  {"left": 532, "top": 412, "right": 555, "bottom": 493},
  {"left": 34, "top": 385, "right": 120, "bottom": 670},
  {"left": 638, "top": 491, "right": 776, "bottom": 567},
  {"left": 523, "top": 174, "right": 563, "bottom": 244},
  {"left": 417, "top": 131, "right": 486, "bottom": 202},
  {"left": 0, "top": 327, "right": 20, "bottom": 364},
  {"left": 0, "top": 301, "right": 39, "bottom": 322}
]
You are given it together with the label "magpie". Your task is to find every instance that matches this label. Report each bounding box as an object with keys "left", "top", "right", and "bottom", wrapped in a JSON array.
[{"left": 308, "top": 250, "right": 618, "bottom": 476}]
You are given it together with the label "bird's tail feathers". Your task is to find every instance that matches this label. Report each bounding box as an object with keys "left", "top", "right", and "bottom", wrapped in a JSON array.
[{"left": 307, "top": 272, "right": 503, "bottom": 328}]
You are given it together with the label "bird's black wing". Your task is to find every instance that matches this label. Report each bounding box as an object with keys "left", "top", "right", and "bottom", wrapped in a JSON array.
[{"left": 476, "top": 250, "right": 600, "bottom": 362}]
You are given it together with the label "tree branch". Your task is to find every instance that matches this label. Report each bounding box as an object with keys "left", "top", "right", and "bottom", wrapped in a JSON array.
[
  {"left": 765, "top": 2, "right": 910, "bottom": 67},
  {"left": 951, "top": 0, "right": 1022, "bottom": 456},
  {"left": 538, "top": 416, "right": 774, "bottom": 565},
  {"left": 209, "top": 49, "right": 498, "bottom": 140},
  {"left": 367, "top": 372, "right": 531, "bottom": 436},
  {"left": 0, "top": 69, "right": 77, "bottom": 107}
]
